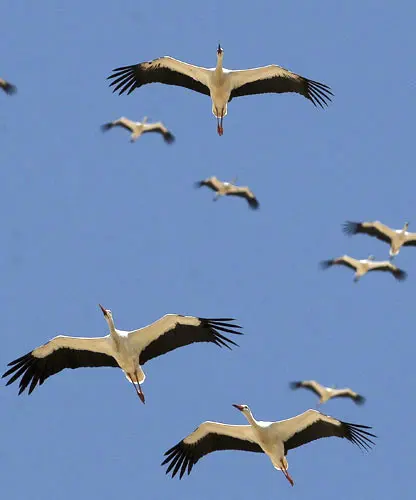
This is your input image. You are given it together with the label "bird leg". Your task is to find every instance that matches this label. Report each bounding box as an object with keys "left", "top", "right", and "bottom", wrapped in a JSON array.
[
  {"left": 216, "top": 115, "right": 224, "bottom": 136},
  {"left": 280, "top": 460, "right": 294, "bottom": 487},
  {"left": 129, "top": 373, "right": 145, "bottom": 404}
]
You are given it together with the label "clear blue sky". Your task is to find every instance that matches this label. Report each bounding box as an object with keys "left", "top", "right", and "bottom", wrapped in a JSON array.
[{"left": 1, "top": 1, "right": 415, "bottom": 499}]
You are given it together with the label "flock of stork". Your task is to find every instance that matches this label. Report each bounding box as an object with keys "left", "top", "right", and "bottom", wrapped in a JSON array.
[{"left": 3, "top": 44, "right": 388, "bottom": 488}]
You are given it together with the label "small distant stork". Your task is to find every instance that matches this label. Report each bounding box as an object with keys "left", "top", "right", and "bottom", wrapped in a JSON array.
[
  {"left": 320, "top": 254, "right": 407, "bottom": 282},
  {"left": 162, "top": 404, "right": 376, "bottom": 485},
  {"left": 290, "top": 380, "right": 365, "bottom": 405},
  {"left": 0, "top": 78, "right": 17, "bottom": 95},
  {"left": 2, "top": 305, "right": 243, "bottom": 403},
  {"left": 108, "top": 44, "right": 333, "bottom": 136},
  {"left": 101, "top": 116, "right": 175, "bottom": 143},
  {"left": 343, "top": 220, "right": 416, "bottom": 260},
  {"left": 195, "top": 176, "right": 259, "bottom": 209}
]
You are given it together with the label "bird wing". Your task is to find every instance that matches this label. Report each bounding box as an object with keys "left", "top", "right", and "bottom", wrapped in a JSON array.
[
  {"left": 129, "top": 314, "right": 243, "bottom": 365},
  {"left": 330, "top": 388, "right": 366, "bottom": 404},
  {"left": 290, "top": 380, "right": 325, "bottom": 398},
  {"left": 2, "top": 336, "right": 118, "bottom": 395},
  {"left": 194, "top": 176, "right": 222, "bottom": 192},
  {"left": 228, "top": 65, "right": 332, "bottom": 108},
  {"left": 0, "top": 78, "right": 17, "bottom": 95},
  {"left": 101, "top": 117, "right": 137, "bottom": 133},
  {"left": 108, "top": 56, "right": 211, "bottom": 96},
  {"left": 142, "top": 122, "right": 175, "bottom": 143},
  {"left": 226, "top": 186, "right": 259, "bottom": 209},
  {"left": 402, "top": 232, "right": 416, "bottom": 247},
  {"left": 275, "top": 409, "right": 376, "bottom": 454},
  {"left": 320, "top": 255, "right": 358, "bottom": 271},
  {"left": 342, "top": 221, "right": 394, "bottom": 243},
  {"left": 367, "top": 262, "right": 407, "bottom": 281},
  {"left": 162, "top": 421, "right": 263, "bottom": 479}
]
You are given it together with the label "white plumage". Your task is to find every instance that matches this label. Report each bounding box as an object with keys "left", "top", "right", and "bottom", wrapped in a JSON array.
[
  {"left": 2, "top": 305, "right": 243, "bottom": 403},
  {"left": 321, "top": 254, "right": 407, "bottom": 282},
  {"left": 108, "top": 44, "right": 332, "bottom": 136},
  {"left": 290, "top": 380, "right": 365, "bottom": 405},
  {"left": 101, "top": 116, "right": 175, "bottom": 144},
  {"left": 162, "top": 404, "right": 376, "bottom": 485},
  {"left": 195, "top": 176, "right": 259, "bottom": 209}
]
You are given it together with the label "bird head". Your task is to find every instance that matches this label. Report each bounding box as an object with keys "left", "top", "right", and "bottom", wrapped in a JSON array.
[
  {"left": 217, "top": 44, "right": 224, "bottom": 56},
  {"left": 232, "top": 403, "right": 250, "bottom": 414},
  {"left": 404, "top": 221, "right": 409, "bottom": 230},
  {"left": 99, "top": 304, "right": 113, "bottom": 320},
  {"left": 367, "top": 255, "right": 375, "bottom": 261}
]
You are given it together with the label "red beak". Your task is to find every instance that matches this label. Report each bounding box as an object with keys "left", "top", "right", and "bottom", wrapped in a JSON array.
[
  {"left": 232, "top": 404, "right": 244, "bottom": 411},
  {"left": 99, "top": 304, "right": 107, "bottom": 316}
]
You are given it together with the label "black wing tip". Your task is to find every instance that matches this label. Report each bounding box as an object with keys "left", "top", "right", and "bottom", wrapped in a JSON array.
[
  {"left": 394, "top": 269, "right": 407, "bottom": 281},
  {"left": 100, "top": 122, "right": 113, "bottom": 132},
  {"left": 354, "top": 394, "right": 366, "bottom": 405},
  {"left": 289, "top": 381, "right": 302, "bottom": 389},
  {"left": 194, "top": 180, "right": 205, "bottom": 189},
  {"left": 307, "top": 80, "right": 333, "bottom": 108},
  {"left": 248, "top": 198, "right": 260, "bottom": 209},
  {"left": 343, "top": 421, "right": 377, "bottom": 451},
  {"left": 161, "top": 442, "right": 192, "bottom": 479},
  {"left": 3, "top": 83, "right": 17, "bottom": 95},
  {"left": 320, "top": 259, "right": 334, "bottom": 270},
  {"left": 164, "top": 132, "right": 175, "bottom": 144},
  {"left": 342, "top": 221, "right": 360, "bottom": 235}
]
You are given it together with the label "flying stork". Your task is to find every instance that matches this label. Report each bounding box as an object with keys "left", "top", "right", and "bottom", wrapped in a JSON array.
[
  {"left": 195, "top": 176, "right": 259, "bottom": 209},
  {"left": 0, "top": 77, "right": 17, "bottom": 95},
  {"left": 162, "top": 404, "right": 376, "bottom": 485},
  {"left": 320, "top": 254, "right": 407, "bottom": 282},
  {"left": 343, "top": 220, "right": 416, "bottom": 260},
  {"left": 101, "top": 116, "right": 175, "bottom": 144},
  {"left": 107, "top": 44, "right": 333, "bottom": 136},
  {"left": 2, "top": 305, "right": 243, "bottom": 403},
  {"left": 290, "top": 380, "right": 365, "bottom": 405}
]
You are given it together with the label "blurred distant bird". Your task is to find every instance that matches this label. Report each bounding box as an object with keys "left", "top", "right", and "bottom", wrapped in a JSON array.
[
  {"left": 2, "top": 305, "right": 243, "bottom": 403},
  {"left": 195, "top": 176, "right": 259, "bottom": 209},
  {"left": 162, "top": 404, "right": 376, "bottom": 485},
  {"left": 290, "top": 380, "right": 365, "bottom": 405},
  {"left": 343, "top": 220, "right": 416, "bottom": 260},
  {"left": 320, "top": 254, "right": 407, "bottom": 282},
  {"left": 108, "top": 44, "right": 333, "bottom": 136},
  {"left": 101, "top": 116, "right": 175, "bottom": 144},
  {"left": 0, "top": 78, "right": 17, "bottom": 95}
]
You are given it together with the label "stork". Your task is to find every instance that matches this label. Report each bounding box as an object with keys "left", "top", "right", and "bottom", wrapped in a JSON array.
[
  {"left": 0, "top": 78, "right": 16, "bottom": 95},
  {"left": 2, "top": 305, "right": 243, "bottom": 403},
  {"left": 101, "top": 116, "right": 175, "bottom": 144},
  {"left": 107, "top": 44, "right": 333, "bottom": 136},
  {"left": 195, "top": 176, "right": 259, "bottom": 209},
  {"left": 343, "top": 220, "right": 416, "bottom": 260},
  {"left": 290, "top": 380, "right": 365, "bottom": 405},
  {"left": 320, "top": 254, "right": 407, "bottom": 282},
  {"left": 162, "top": 404, "right": 376, "bottom": 485}
]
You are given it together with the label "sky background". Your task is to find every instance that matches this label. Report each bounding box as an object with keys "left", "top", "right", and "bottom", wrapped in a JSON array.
[{"left": 1, "top": 1, "right": 415, "bottom": 499}]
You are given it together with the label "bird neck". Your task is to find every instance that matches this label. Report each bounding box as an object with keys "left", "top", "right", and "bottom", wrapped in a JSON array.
[
  {"left": 106, "top": 317, "right": 118, "bottom": 338},
  {"left": 142, "top": 116, "right": 148, "bottom": 124},
  {"left": 243, "top": 409, "right": 258, "bottom": 427},
  {"left": 215, "top": 54, "right": 224, "bottom": 73}
]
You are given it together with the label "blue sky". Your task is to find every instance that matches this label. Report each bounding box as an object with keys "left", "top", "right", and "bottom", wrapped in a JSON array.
[{"left": 1, "top": 1, "right": 415, "bottom": 498}]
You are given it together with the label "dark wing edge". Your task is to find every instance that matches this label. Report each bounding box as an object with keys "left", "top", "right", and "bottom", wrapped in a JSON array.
[
  {"left": 2, "top": 348, "right": 119, "bottom": 395},
  {"left": 284, "top": 419, "right": 377, "bottom": 454},
  {"left": 162, "top": 131, "right": 175, "bottom": 144},
  {"left": 100, "top": 122, "right": 114, "bottom": 132},
  {"left": 229, "top": 76, "right": 333, "bottom": 108},
  {"left": 1, "top": 81, "right": 17, "bottom": 95},
  {"left": 342, "top": 221, "right": 391, "bottom": 243},
  {"left": 139, "top": 317, "right": 243, "bottom": 365},
  {"left": 392, "top": 268, "right": 407, "bottom": 281},
  {"left": 289, "top": 381, "right": 320, "bottom": 397},
  {"left": 107, "top": 64, "right": 210, "bottom": 97},
  {"left": 161, "top": 433, "right": 263, "bottom": 479}
]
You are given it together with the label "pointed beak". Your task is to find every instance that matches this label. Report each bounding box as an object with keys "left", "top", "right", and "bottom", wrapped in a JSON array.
[
  {"left": 232, "top": 404, "right": 244, "bottom": 411},
  {"left": 99, "top": 304, "right": 107, "bottom": 316},
  {"left": 217, "top": 44, "right": 222, "bottom": 55}
]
